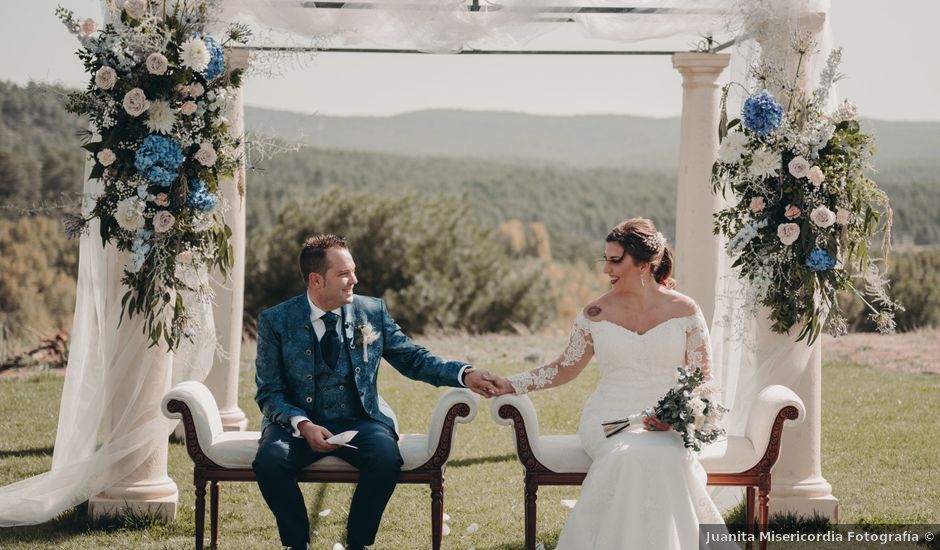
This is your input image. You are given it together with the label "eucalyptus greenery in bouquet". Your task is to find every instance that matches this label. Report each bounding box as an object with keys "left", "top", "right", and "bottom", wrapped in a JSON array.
[
  {"left": 712, "top": 40, "right": 902, "bottom": 344},
  {"left": 57, "top": 0, "right": 251, "bottom": 349},
  {"left": 649, "top": 366, "right": 726, "bottom": 452}
]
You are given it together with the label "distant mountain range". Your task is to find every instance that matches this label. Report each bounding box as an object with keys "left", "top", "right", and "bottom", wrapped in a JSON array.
[{"left": 244, "top": 106, "right": 940, "bottom": 173}]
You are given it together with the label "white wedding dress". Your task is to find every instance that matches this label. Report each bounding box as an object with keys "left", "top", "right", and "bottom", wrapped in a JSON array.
[{"left": 508, "top": 306, "right": 728, "bottom": 550}]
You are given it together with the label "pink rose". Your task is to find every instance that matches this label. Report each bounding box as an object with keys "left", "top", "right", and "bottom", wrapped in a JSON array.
[
  {"left": 97, "top": 148, "right": 116, "bottom": 167},
  {"left": 788, "top": 155, "right": 811, "bottom": 178},
  {"left": 836, "top": 207, "right": 852, "bottom": 225},
  {"left": 154, "top": 193, "right": 170, "bottom": 207},
  {"left": 807, "top": 166, "right": 825, "bottom": 186},
  {"left": 750, "top": 196, "right": 765, "bottom": 213},
  {"left": 81, "top": 18, "right": 97, "bottom": 35},
  {"left": 777, "top": 223, "right": 800, "bottom": 246},
  {"left": 194, "top": 142, "right": 218, "bottom": 167},
  {"left": 179, "top": 101, "right": 198, "bottom": 116},
  {"left": 122, "top": 88, "right": 150, "bottom": 117},
  {"left": 784, "top": 204, "right": 801, "bottom": 219},
  {"left": 146, "top": 53, "right": 168, "bottom": 75},
  {"left": 94, "top": 66, "right": 117, "bottom": 90},
  {"left": 153, "top": 210, "right": 175, "bottom": 233},
  {"left": 123, "top": 0, "right": 148, "bottom": 19},
  {"left": 189, "top": 83, "right": 205, "bottom": 97},
  {"left": 176, "top": 250, "right": 193, "bottom": 264},
  {"left": 810, "top": 205, "right": 836, "bottom": 228}
]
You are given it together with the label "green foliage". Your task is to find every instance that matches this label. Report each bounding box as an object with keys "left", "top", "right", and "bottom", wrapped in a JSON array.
[
  {"left": 246, "top": 188, "right": 554, "bottom": 334},
  {"left": 839, "top": 249, "right": 940, "bottom": 332},
  {"left": 0, "top": 216, "right": 78, "bottom": 351}
]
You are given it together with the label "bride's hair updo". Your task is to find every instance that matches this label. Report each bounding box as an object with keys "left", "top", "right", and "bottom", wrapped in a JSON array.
[{"left": 606, "top": 218, "right": 676, "bottom": 288}]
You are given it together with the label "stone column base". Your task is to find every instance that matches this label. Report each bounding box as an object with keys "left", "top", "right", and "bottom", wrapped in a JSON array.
[
  {"left": 88, "top": 478, "right": 178, "bottom": 521},
  {"left": 219, "top": 406, "right": 249, "bottom": 431},
  {"left": 769, "top": 479, "right": 839, "bottom": 522}
]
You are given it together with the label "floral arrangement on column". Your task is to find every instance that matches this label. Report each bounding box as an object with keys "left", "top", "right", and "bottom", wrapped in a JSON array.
[
  {"left": 711, "top": 43, "right": 902, "bottom": 344},
  {"left": 57, "top": 1, "right": 250, "bottom": 349}
]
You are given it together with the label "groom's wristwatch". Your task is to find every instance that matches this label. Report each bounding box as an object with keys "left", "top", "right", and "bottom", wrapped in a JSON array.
[{"left": 461, "top": 366, "right": 476, "bottom": 384}]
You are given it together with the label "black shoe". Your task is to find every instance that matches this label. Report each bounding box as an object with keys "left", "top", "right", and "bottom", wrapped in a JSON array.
[{"left": 346, "top": 544, "right": 369, "bottom": 550}]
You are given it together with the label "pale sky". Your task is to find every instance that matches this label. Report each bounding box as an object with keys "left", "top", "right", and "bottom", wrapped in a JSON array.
[{"left": 2, "top": 1, "right": 938, "bottom": 120}]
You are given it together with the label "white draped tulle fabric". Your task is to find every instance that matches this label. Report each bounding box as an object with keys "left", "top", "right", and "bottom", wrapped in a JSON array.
[
  {"left": 218, "top": 0, "right": 737, "bottom": 53},
  {"left": 0, "top": 164, "right": 216, "bottom": 526}
]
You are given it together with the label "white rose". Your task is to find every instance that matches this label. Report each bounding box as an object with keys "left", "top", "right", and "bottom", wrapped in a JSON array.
[
  {"left": 115, "top": 197, "right": 145, "bottom": 231},
  {"left": 94, "top": 66, "right": 117, "bottom": 90},
  {"left": 97, "top": 148, "right": 116, "bottom": 167},
  {"left": 807, "top": 166, "right": 825, "bottom": 186},
  {"left": 123, "top": 0, "right": 148, "bottom": 19},
  {"left": 81, "top": 18, "right": 97, "bottom": 35},
  {"left": 836, "top": 207, "right": 852, "bottom": 225},
  {"left": 122, "top": 88, "right": 150, "bottom": 117},
  {"left": 153, "top": 210, "right": 176, "bottom": 233},
  {"left": 179, "top": 101, "right": 198, "bottom": 115},
  {"left": 788, "top": 156, "right": 811, "bottom": 178},
  {"left": 777, "top": 223, "right": 800, "bottom": 246},
  {"left": 146, "top": 52, "right": 168, "bottom": 75},
  {"left": 194, "top": 142, "right": 218, "bottom": 167},
  {"left": 810, "top": 205, "right": 836, "bottom": 228},
  {"left": 189, "top": 82, "right": 205, "bottom": 97}
]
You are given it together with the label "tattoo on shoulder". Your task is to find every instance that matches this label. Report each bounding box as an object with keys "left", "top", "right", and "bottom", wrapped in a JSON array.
[{"left": 586, "top": 305, "right": 602, "bottom": 318}]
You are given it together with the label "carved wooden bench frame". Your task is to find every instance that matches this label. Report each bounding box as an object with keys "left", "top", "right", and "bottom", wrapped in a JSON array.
[
  {"left": 166, "top": 398, "right": 473, "bottom": 550},
  {"left": 497, "top": 402, "right": 801, "bottom": 550}
]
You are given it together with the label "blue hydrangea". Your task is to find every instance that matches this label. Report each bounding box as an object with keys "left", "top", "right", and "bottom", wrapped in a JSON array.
[
  {"left": 805, "top": 247, "right": 836, "bottom": 272},
  {"left": 743, "top": 90, "right": 784, "bottom": 136},
  {"left": 202, "top": 34, "right": 225, "bottom": 81},
  {"left": 134, "top": 135, "right": 183, "bottom": 187},
  {"left": 187, "top": 179, "right": 219, "bottom": 212}
]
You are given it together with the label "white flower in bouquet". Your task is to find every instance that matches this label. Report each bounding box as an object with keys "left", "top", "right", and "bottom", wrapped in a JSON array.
[
  {"left": 717, "top": 131, "right": 749, "bottom": 164},
  {"left": 153, "top": 210, "right": 175, "bottom": 233},
  {"left": 810, "top": 205, "right": 836, "bottom": 228},
  {"left": 146, "top": 52, "right": 169, "bottom": 75},
  {"left": 836, "top": 207, "right": 852, "bottom": 225},
  {"left": 80, "top": 18, "right": 97, "bottom": 35},
  {"left": 115, "top": 197, "right": 145, "bottom": 231},
  {"left": 833, "top": 100, "right": 857, "bottom": 122},
  {"left": 176, "top": 250, "right": 193, "bottom": 264},
  {"left": 144, "top": 100, "right": 175, "bottom": 134},
  {"left": 122, "top": 88, "right": 150, "bottom": 117},
  {"left": 748, "top": 148, "right": 779, "bottom": 178},
  {"left": 807, "top": 166, "right": 825, "bottom": 186},
  {"left": 189, "top": 82, "right": 205, "bottom": 97},
  {"left": 97, "top": 148, "right": 116, "bottom": 167},
  {"left": 777, "top": 223, "right": 800, "bottom": 246},
  {"left": 180, "top": 37, "right": 211, "bottom": 72},
  {"left": 123, "top": 0, "right": 148, "bottom": 20},
  {"left": 787, "top": 155, "right": 811, "bottom": 178},
  {"left": 179, "top": 101, "right": 197, "bottom": 116},
  {"left": 154, "top": 192, "right": 169, "bottom": 207},
  {"left": 95, "top": 66, "right": 117, "bottom": 90},
  {"left": 194, "top": 142, "right": 218, "bottom": 167}
]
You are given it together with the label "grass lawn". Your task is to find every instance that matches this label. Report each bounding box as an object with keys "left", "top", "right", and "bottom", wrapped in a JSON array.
[{"left": 0, "top": 339, "right": 937, "bottom": 549}]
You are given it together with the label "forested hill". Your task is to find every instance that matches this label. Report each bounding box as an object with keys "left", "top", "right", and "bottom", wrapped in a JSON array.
[{"left": 2, "top": 80, "right": 939, "bottom": 259}]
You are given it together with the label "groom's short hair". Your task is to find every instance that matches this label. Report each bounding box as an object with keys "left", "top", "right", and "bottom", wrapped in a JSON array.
[{"left": 299, "top": 234, "right": 348, "bottom": 284}]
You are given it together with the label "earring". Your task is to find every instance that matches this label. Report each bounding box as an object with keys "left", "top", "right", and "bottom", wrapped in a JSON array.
[{"left": 640, "top": 273, "right": 646, "bottom": 288}]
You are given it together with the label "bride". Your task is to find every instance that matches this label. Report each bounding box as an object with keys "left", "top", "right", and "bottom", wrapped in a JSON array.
[{"left": 492, "top": 218, "right": 729, "bottom": 549}]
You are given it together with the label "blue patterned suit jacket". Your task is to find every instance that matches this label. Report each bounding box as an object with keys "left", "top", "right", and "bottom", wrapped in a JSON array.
[{"left": 254, "top": 293, "right": 466, "bottom": 434}]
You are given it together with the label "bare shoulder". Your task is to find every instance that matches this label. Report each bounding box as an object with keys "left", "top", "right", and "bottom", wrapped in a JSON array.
[
  {"left": 662, "top": 289, "right": 698, "bottom": 317},
  {"left": 582, "top": 294, "right": 611, "bottom": 320}
]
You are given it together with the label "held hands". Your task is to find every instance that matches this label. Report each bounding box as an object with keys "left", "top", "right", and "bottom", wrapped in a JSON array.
[
  {"left": 298, "top": 420, "right": 340, "bottom": 452},
  {"left": 489, "top": 375, "right": 515, "bottom": 396},
  {"left": 464, "top": 368, "right": 501, "bottom": 398}
]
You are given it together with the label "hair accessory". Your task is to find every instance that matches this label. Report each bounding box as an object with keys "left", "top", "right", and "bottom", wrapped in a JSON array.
[{"left": 640, "top": 231, "right": 667, "bottom": 251}]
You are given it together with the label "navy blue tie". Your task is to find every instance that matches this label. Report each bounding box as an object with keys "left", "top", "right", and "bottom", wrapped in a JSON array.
[{"left": 320, "top": 312, "right": 340, "bottom": 369}]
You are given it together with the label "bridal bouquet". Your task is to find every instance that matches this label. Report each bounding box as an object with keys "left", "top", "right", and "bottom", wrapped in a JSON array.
[
  {"left": 649, "top": 366, "right": 726, "bottom": 452},
  {"left": 712, "top": 43, "right": 902, "bottom": 344},
  {"left": 57, "top": 1, "right": 250, "bottom": 349}
]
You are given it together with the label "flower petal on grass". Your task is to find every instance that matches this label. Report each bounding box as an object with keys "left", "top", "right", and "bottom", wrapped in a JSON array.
[
  {"left": 318, "top": 508, "right": 331, "bottom": 517},
  {"left": 560, "top": 499, "right": 577, "bottom": 509},
  {"left": 466, "top": 522, "right": 479, "bottom": 533}
]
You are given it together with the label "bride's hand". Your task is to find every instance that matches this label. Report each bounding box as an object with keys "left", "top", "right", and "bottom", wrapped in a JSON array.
[
  {"left": 491, "top": 376, "right": 515, "bottom": 396},
  {"left": 642, "top": 414, "right": 671, "bottom": 432}
]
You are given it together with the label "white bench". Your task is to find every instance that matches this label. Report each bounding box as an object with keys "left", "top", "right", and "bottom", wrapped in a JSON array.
[
  {"left": 490, "top": 385, "right": 804, "bottom": 550},
  {"left": 162, "top": 381, "right": 479, "bottom": 550}
]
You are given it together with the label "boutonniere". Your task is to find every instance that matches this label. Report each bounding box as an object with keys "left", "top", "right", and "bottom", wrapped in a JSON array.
[{"left": 354, "top": 321, "right": 380, "bottom": 361}]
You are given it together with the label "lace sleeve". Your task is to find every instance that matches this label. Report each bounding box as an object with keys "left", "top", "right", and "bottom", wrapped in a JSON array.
[
  {"left": 685, "top": 306, "right": 713, "bottom": 379},
  {"left": 507, "top": 312, "right": 594, "bottom": 394}
]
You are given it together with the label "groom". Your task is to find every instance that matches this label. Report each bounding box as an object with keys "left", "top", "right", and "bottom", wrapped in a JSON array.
[{"left": 252, "top": 234, "right": 498, "bottom": 550}]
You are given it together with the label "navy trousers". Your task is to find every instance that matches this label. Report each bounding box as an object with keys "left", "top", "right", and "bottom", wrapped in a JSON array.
[{"left": 252, "top": 419, "right": 403, "bottom": 548}]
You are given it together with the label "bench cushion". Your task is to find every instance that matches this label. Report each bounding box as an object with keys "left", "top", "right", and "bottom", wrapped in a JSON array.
[{"left": 204, "top": 431, "right": 434, "bottom": 471}]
